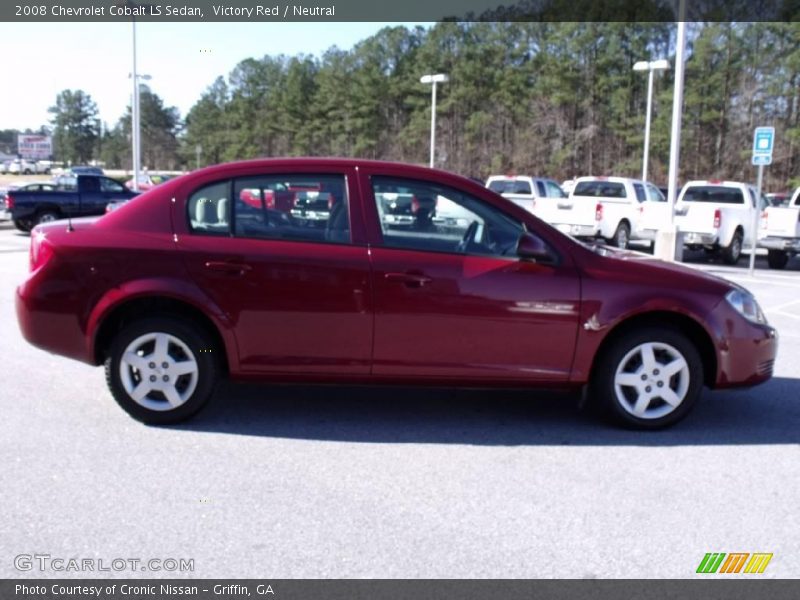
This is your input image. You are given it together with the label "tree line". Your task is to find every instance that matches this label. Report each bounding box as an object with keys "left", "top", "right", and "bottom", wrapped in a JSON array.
[{"left": 37, "top": 22, "right": 800, "bottom": 190}]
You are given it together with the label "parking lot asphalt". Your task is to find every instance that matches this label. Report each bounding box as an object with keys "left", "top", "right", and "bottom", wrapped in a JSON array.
[{"left": 0, "top": 227, "right": 797, "bottom": 579}]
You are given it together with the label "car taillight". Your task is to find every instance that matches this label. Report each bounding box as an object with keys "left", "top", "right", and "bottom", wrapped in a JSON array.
[
  {"left": 713, "top": 208, "right": 721, "bottom": 229},
  {"left": 5, "top": 193, "right": 14, "bottom": 210},
  {"left": 29, "top": 232, "right": 54, "bottom": 272},
  {"left": 595, "top": 203, "right": 603, "bottom": 221},
  {"left": 760, "top": 210, "right": 768, "bottom": 229},
  {"left": 411, "top": 195, "right": 420, "bottom": 214},
  {"left": 328, "top": 196, "right": 334, "bottom": 210}
]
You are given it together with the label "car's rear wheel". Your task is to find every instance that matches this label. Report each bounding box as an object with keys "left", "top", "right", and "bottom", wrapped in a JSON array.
[
  {"left": 609, "top": 222, "right": 630, "bottom": 249},
  {"left": 721, "top": 229, "right": 743, "bottom": 264},
  {"left": 105, "top": 317, "right": 219, "bottom": 424},
  {"left": 592, "top": 327, "right": 703, "bottom": 429},
  {"left": 767, "top": 249, "right": 789, "bottom": 270},
  {"left": 13, "top": 219, "right": 31, "bottom": 232}
]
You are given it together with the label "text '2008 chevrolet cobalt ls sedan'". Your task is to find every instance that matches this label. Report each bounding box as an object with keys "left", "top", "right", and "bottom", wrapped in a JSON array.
[{"left": 16, "top": 159, "right": 778, "bottom": 428}]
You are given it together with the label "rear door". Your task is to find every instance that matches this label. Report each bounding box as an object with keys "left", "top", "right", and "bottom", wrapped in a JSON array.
[
  {"left": 360, "top": 168, "right": 581, "bottom": 382},
  {"left": 175, "top": 166, "right": 374, "bottom": 376}
]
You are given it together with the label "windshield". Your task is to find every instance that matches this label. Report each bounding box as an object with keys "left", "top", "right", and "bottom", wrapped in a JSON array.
[
  {"left": 682, "top": 185, "right": 744, "bottom": 204},
  {"left": 573, "top": 181, "right": 626, "bottom": 198},
  {"left": 488, "top": 180, "right": 533, "bottom": 195}
]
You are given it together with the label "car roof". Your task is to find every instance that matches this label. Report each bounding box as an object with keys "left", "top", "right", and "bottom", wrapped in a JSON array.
[
  {"left": 682, "top": 180, "right": 751, "bottom": 188},
  {"left": 575, "top": 176, "right": 646, "bottom": 184}
]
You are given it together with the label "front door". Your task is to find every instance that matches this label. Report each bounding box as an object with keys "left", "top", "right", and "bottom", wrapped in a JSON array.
[{"left": 363, "top": 173, "right": 581, "bottom": 382}]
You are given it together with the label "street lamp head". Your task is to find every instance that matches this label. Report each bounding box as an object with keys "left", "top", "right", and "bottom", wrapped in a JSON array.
[
  {"left": 651, "top": 59, "right": 670, "bottom": 71},
  {"left": 421, "top": 73, "right": 448, "bottom": 84},
  {"left": 633, "top": 61, "right": 650, "bottom": 71}
]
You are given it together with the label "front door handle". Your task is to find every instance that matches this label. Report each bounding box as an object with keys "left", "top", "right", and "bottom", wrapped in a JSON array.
[
  {"left": 204, "top": 261, "right": 252, "bottom": 276},
  {"left": 384, "top": 272, "right": 432, "bottom": 288}
]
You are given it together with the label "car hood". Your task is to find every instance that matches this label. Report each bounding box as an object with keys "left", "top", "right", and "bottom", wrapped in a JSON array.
[{"left": 579, "top": 245, "right": 734, "bottom": 296}]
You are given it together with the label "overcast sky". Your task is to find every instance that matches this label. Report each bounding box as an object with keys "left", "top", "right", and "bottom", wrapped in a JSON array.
[{"left": 0, "top": 22, "right": 431, "bottom": 131}]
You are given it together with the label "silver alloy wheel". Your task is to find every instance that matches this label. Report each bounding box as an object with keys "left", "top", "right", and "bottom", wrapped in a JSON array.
[
  {"left": 118, "top": 332, "right": 199, "bottom": 411},
  {"left": 613, "top": 341, "right": 690, "bottom": 420}
]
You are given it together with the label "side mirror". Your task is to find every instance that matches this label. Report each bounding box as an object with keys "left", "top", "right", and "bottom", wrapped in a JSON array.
[{"left": 516, "top": 232, "right": 556, "bottom": 264}]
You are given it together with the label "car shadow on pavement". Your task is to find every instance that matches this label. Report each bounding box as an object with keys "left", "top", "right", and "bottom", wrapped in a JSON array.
[{"left": 175, "top": 376, "right": 800, "bottom": 446}]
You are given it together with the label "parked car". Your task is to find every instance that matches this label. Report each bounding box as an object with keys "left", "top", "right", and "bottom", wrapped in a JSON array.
[
  {"left": 765, "top": 192, "right": 791, "bottom": 207},
  {"left": 7, "top": 159, "right": 48, "bottom": 175},
  {"left": 674, "top": 180, "right": 766, "bottom": 264},
  {"left": 6, "top": 174, "right": 138, "bottom": 231},
  {"left": 539, "top": 176, "right": 664, "bottom": 248},
  {"left": 758, "top": 186, "right": 800, "bottom": 269},
  {"left": 124, "top": 173, "right": 175, "bottom": 192},
  {"left": 16, "top": 158, "right": 777, "bottom": 429},
  {"left": 485, "top": 175, "right": 566, "bottom": 216}
]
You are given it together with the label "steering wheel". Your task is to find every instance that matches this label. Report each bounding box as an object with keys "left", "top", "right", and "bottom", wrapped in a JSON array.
[{"left": 456, "top": 221, "right": 479, "bottom": 253}]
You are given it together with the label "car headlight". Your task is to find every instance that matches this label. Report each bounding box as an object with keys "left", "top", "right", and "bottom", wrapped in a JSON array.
[{"left": 725, "top": 289, "right": 767, "bottom": 325}]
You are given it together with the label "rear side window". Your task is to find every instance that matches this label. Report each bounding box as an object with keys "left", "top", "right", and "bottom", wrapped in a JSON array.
[
  {"left": 633, "top": 183, "right": 647, "bottom": 202},
  {"left": 535, "top": 181, "right": 546, "bottom": 197},
  {"left": 188, "top": 181, "right": 231, "bottom": 235},
  {"left": 683, "top": 186, "right": 744, "bottom": 204},
  {"left": 488, "top": 179, "right": 532, "bottom": 195},
  {"left": 573, "top": 181, "right": 627, "bottom": 198},
  {"left": 233, "top": 174, "right": 349, "bottom": 244}
]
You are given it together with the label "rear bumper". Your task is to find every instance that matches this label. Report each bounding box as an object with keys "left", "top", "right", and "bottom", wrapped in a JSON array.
[
  {"left": 16, "top": 266, "right": 94, "bottom": 365},
  {"left": 758, "top": 236, "right": 800, "bottom": 252},
  {"left": 553, "top": 223, "right": 599, "bottom": 238},
  {"left": 682, "top": 231, "right": 718, "bottom": 246}
]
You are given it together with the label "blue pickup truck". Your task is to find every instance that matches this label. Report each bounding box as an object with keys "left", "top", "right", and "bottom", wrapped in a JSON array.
[{"left": 5, "top": 175, "right": 138, "bottom": 232}]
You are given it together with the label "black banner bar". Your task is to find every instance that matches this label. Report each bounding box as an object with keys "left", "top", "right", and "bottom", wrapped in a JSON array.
[{"left": 3, "top": 580, "right": 800, "bottom": 600}]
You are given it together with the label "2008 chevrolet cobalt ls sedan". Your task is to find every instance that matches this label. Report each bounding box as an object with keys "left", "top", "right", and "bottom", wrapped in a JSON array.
[{"left": 16, "top": 159, "right": 778, "bottom": 428}]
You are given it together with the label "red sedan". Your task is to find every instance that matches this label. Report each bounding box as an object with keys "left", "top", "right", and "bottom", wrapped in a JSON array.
[{"left": 16, "top": 158, "right": 778, "bottom": 428}]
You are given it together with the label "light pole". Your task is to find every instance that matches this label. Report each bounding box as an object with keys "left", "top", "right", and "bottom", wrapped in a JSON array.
[
  {"left": 130, "top": 21, "right": 151, "bottom": 192},
  {"left": 420, "top": 73, "right": 448, "bottom": 168},
  {"left": 633, "top": 59, "right": 670, "bottom": 183}
]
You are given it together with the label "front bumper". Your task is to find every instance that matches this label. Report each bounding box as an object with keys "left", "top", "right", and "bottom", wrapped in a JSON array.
[
  {"left": 758, "top": 236, "right": 800, "bottom": 252},
  {"left": 710, "top": 300, "right": 778, "bottom": 388}
]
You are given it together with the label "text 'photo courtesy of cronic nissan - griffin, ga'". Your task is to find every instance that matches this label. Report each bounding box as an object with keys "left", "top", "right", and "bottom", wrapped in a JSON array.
[{"left": 14, "top": 158, "right": 778, "bottom": 429}]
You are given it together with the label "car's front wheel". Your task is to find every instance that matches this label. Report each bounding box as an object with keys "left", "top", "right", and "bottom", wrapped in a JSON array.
[
  {"left": 592, "top": 327, "right": 703, "bottom": 429},
  {"left": 105, "top": 317, "right": 219, "bottom": 424}
]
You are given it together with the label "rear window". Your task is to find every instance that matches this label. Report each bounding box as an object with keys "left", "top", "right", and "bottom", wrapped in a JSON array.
[
  {"left": 682, "top": 185, "right": 744, "bottom": 205},
  {"left": 573, "top": 181, "right": 627, "bottom": 198},
  {"left": 488, "top": 179, "right": 532, "bottom": 195}
]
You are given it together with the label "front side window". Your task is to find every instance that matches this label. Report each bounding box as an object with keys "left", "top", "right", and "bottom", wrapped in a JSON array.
[
  {"left": 646, "top": 184, "right": 665, "bottom": 202},
  {"left": 233, "top": 174, "right": 349, "bottom": 244},
  {"left": 545, "top": 180, "right": 567, "bottom": 198},
  {"left": 101, "top": 178, "right": 125, "bottom": 193},
  {"left": 633, "top": 183, "right": 647, "bottom": 203},
  {"left": 372, "top": 176, "right": 524, "bottom": 258}
]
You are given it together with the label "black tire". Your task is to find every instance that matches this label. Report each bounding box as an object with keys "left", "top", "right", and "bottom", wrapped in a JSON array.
[
  {"left": 36, "top": 211, "right": 60, "bottom": 226},
  {"left": 13, "top": 219, "right": 31, "bottom": 232},
  {"left": 104, "top": 317, "right": 219, "bottom": 424},
  {"left": 721, "top": 229, "right": 743, "bottom": 264},
  {"left": 591, "top": 327, "right": 704, "bottom": 429},
  {"left": 609, "top": 222, "right": 630, "bottom": 249},
  {"left": 767, "top": 249, "right": 789, "bottom": 270}
]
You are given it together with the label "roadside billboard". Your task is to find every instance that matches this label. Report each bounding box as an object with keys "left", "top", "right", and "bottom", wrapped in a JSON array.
[{"left": 17, "top": 134, "right": 52, "bottom": 160}]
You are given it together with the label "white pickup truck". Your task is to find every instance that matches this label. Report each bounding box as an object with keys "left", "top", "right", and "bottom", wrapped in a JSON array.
[
  {"left": 759, "top": 186, "right": 800, "bottom": 269},
  {"left": 485, "top": 175, "right": 567, "bottom": 217},
  {"left": 537, "top": 176, "right": 665, "bottom": 248},
  {"left": 675, "top": 180, "right": 766, "bottom": 265}
]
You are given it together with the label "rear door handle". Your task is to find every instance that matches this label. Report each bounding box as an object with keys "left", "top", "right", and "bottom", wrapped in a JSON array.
[
  {"left": 384, "top": 272, "right": 432, "bottom": 288},
  {"left": 204, "top": 261, "right": 253, "bottom": 275}
]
